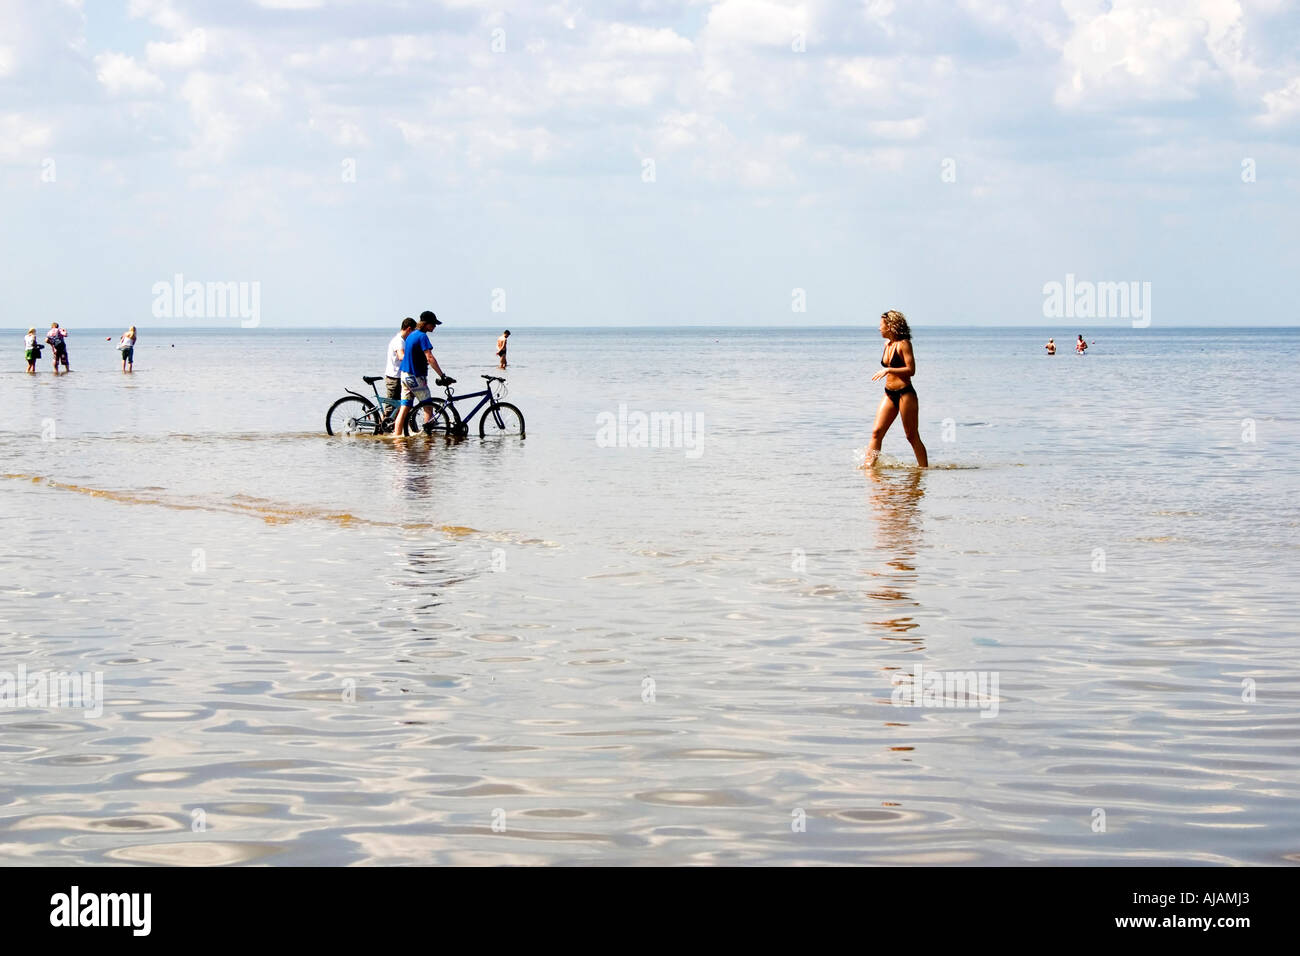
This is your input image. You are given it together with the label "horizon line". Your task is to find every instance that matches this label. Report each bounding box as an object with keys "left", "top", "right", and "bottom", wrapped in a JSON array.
[{"left": 20, "top": 323, "right": 1300, "bottom": 331}]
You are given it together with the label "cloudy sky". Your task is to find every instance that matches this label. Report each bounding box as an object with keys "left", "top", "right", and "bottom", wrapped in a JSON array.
[{"left": 2, "top": 0, "right": 1298, "bottom": 327}]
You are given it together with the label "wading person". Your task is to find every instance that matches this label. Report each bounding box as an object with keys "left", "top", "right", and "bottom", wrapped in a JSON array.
[
  {"left": 392, "top": 311, "right": 452, "bottom": 437},
  {"left": 1045, "top": 338, "right": 1056, "bottom": 355},
  {"left": 25, "top": 328, "right": 40, "bottom": 373},
  {"left": 46, "top": 322, "right": 69, "bottom": 373},
  {"left": 496, "top": 329, "right": 510, "bottom": 369},
  {"left": 384, "top": 318, "right": 416, "bottom": 422},
  {"left": 119, "top": 326, "right": 137, "bottom": 372},
  {"left": 1076, "top": 334, "right": 1088, "bottom": 354},
  {"left": 867, "top": 310, "right": 928, "bottom": 468}
]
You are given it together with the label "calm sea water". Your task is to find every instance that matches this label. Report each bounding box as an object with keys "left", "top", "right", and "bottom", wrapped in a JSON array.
[{"left": 1, "top": 325, "right": 1298, "bottom": 865}]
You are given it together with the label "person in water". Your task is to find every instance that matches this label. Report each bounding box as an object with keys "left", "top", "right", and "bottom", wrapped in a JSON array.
[
  {"left": 24, "top": 328, "right": 39, "bottom": 373},
  {"left": 1075, "top": 334, "right": 1088, "bottom": 354},
  {"left": 384, "top": 317, "right": 417, "bottom": 420},
  {"left": 46, "top": 322, "right": 69, "bottom": 373},
  {"left": 119, "top": 326, "right": 137, "bottom": 372},
  {"left": 867, "top": 310, "right": 928, "bottom": 468},
  {"left": 496, "top": 329, "right": 510, "bottom": 369},
  {"left": 392, "top": 311, "right": 452, "bottom": 437},
  {"left": 1045, "top": 338, "right": 1056, "bottom": 355}
]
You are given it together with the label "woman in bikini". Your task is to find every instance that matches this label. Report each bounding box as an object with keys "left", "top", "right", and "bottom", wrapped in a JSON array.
[{"left": 867, "top": 310, "right": 928, "bottom": 468}]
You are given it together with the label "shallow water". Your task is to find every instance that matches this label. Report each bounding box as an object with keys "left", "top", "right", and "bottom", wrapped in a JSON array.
[{"left": 1, "top": 326, "right": 1298, "bottom": 865}]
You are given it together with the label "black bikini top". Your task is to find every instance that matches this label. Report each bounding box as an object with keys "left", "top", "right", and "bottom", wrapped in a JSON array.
[{"left": 881, "top": 344, "right": 905, "bottom": 368}]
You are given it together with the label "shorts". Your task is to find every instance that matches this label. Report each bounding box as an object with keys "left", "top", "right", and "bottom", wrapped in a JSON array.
[
  {"left": 25, "top": 348, "right": 36, "bottom": 361},
  {"left": 120, "top": 347, "right": 134, "bottom": 361},
  {"left": 400, "top": 374, "right": 430, "bottom": 407},
  {"left": 385, "top": 376, "right": 401, "bottom": 403}
]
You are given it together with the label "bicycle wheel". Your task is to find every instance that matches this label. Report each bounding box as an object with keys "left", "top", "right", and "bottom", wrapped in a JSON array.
[
  {"left": 479, "top": 402, "right": 525, "bottom": 438},
  {"left": 403, "top": 399, "right": 454, "bottom": 437},
  {"left": 326, "top": 396, "right": 382, "bottom": 436}
]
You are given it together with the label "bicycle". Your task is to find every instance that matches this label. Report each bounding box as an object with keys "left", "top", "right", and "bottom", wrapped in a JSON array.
[
  {"left": 406, "top": 375, "right": 525, "bottom": 439},
  {"left": 325, "top": 375, "right": 401, "bottom": 436}
]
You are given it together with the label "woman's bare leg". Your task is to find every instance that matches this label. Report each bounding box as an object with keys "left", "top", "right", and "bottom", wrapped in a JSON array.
[
  {"left": 898, "top": 391, "right": 928, "bottom": 467},
  {"left": 865, "top": 395, "right": 899, "bottom": 467}
]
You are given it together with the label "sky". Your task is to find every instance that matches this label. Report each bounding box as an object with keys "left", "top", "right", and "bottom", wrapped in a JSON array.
[{"left": 1, "top": 0, "right": 1298, "bottom": 328}]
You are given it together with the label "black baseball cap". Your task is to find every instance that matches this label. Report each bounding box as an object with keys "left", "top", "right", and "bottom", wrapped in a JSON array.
[{"left": 419, "top": 310, "right": 441, "bottom": 326}]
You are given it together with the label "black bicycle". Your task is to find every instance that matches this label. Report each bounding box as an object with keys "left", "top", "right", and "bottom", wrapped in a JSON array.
[{"left": 406, "top": 375, "right": 525, "bottom": 439}]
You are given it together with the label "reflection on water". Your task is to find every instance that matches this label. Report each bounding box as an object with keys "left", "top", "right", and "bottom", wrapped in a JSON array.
[
  {"left": 392, "top": 438, "right": 441, "bottom": 500},
  {"left": 864, "top": 468, "right": 925, "bottom": 645},
  {"left": 402, "top": 546, "right": 474, "bottom": 609}
]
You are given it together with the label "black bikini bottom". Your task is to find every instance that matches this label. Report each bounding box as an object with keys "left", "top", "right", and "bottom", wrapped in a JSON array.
[{"left": 885, "top": 384, "right": 916, "bottom": 408}]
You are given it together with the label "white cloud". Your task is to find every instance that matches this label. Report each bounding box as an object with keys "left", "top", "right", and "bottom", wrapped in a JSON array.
[
  {"left": 837, "top": 58, "right": 889, "bottom": 92},
  {"left": 146, "top": 28, "right": 207, "bottom": 70},
  {"left": 596, "top": 23, "right": 693, "bottom": 57},
  {"left": 868, "top": 117, "right": 926, "bottom": 139},
  {"left": 128, "top": 0, "right": 186, "bottom": 33},
  {"left": 1055, "top": 0, "right": 1252, "bottom": 109},
  {"left": 178, "top": 70, "right": 283, "bottom": 160},
  {"left": 1259, "top": 75, "right": 1300, "bottom": 126},
  {"left": 94, "top": 52, "right": 165, "bottom": 96},
  {"left": 0, "top": 112, "right": 53, "bottom": 159},
  {"left": 704, "top": 0, "right": 808, "bottom": 49},
  {"left": 253, "top": 0, "right": 325, "bottom": 9}
]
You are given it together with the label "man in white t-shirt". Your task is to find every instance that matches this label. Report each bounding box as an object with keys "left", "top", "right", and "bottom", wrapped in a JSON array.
[{"left": 384, "top": 318, "right": 417, "bottom": 421}]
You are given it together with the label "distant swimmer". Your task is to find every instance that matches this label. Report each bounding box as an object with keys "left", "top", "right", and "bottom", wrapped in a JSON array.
[
  {"left": 867, "top": 310, "right": 928, "bottom": 468},
  {"left": 496, "top": 329, "right": 510, "bottom": 370},
  {"left": 118, "top": 326, "right": 137, "bottom": 372},
  {"left": 1076, "top": 334, "right": 1088, "bottom": 354},
  {"left": 1045, "top": 338, "right": 1056, "bottom": 355}
]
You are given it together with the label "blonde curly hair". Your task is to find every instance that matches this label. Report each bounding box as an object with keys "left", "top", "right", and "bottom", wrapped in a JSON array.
[{"left": 880, "top": 310, "right": 911, "bottom": 341}]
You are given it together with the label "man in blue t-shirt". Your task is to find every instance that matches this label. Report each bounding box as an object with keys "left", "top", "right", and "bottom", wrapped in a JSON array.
[{"left": 393, "top": 311, "right": 453, "bottom": 436}]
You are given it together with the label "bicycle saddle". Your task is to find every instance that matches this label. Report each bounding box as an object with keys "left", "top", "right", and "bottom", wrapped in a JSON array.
[
  {"left": 481, "top": 374, "right": 504, "bottom": 382},
  {"left": 362, "top": 375, "right": 383, "bottom": 385}
]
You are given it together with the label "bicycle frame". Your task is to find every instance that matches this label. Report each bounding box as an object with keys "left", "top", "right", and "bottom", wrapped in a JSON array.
[
  {"left": 345, "top": 384, "right": 400, "bottom": 418},
  {"left": 438, "top": 386, "right": 497, "bottom": 425}
]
